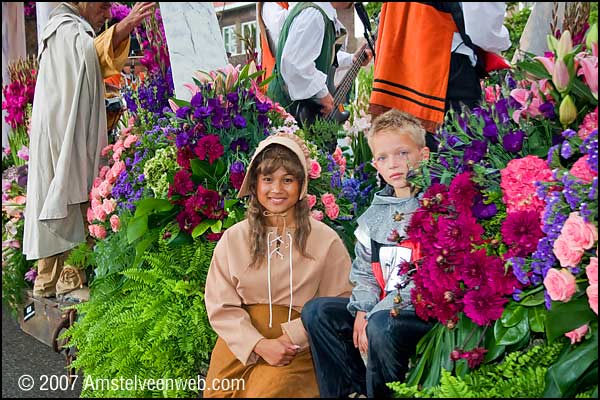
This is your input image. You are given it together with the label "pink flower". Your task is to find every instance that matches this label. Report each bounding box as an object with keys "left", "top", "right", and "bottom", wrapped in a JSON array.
[
  {"left": 111, "top": 160, "right": 126, "bottom": 178},
  {"left": 123, "top": 135, "right": 139, "bottom": 149},
  {"left": 560, "top": 212, "right": 598, "bottom": 251},
  {"left": 308, "top": 159, "right": 321, "bottom": 179},
  {"left": 17, "top": 145, "right": 29, "bottom": 161},
  {"left": 102, "top": 199, "right": 116, "bottom": 215},
  {"left": 3, "top": 146, "right": 11, "bottom": 155},
  {"left": 578, "top": 107, "right": 597, "bottom": 140},
  {"left": 311, "top": 210, "right": 324, "bottom": 221},
  {"left": 321, "top": 193, "right": 336, "bottom": 208},
  {"left": 306, "top": 194, "right": 317, "bottom": 209},
  {"left": 553, "top": 236, "right": 584, "bottom": 267},
  {"left": 544, "top": 268, "right": 577, "bottom": 302},
  {"left": 570, "top": 155, "right": 597, "bottom": 183},
  {"left": 86, "top": 206, "right": 94, "bottom": 224},
  {"left": 565, "top": 324, "right": 589, "bottom": 344},
  {"left": 500, "top": 156, "right": 553, "bottom": 214},
  {"left": 577, "top": 57, "right": 598, "bottom": 99},
  {"left": 98, "top": 166, "right": 110, "bottom": 180},
  {"left": 586, "top": 257, "right": 598, "bottom": 285},
  {"left": 93, "top": 205, "right": 107, "bottom": 222},
  {"left": 89, "top": 224, "right": 107, "bottom": 239},
  {"left": 110, "top": 214, "right": 120, "bottom": 232},
  {"left": 586, "top": 284, "right": 598, "bottom": 315},
  {"left": 325, "top": 204, "right": 340, "bottom": 220},
  {"left": 98, "top": 181, "right": 112, "bottom": 198},
  {"left": 332, "top": 147, "right": 344, "bottom": 165},
  {"left": 101, "top": 144, "right": 114, "bottom": 157},
  {"left": 168, "top": 99, "right": 180, "bottom": 112}
]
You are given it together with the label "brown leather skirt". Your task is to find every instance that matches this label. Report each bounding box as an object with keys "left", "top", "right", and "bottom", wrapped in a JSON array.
[{"left": 204, "top": 304, "right": 319, "bottom": 398}]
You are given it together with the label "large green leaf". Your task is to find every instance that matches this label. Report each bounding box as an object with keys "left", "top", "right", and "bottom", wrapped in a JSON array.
[
  {"left": 191, "top": 220, "right": 213, "bottom": 239},
  {"left": 545, "top": 297, "right": 597, "bottom": 342},
  {"left": 500, "top": 302, "right": 528, "bottom": 327},
  {"left": 543, "top": 330, "right": 598, "bottom": 397},
  {"left": 520, "top": 291, "right": 545, "bottom": 306},
  {"left": 127, "top": 214, "right": 148, "bottom": 243},
  {"left": 134, "top": 198, "right": 173, "bottom": 217},
  {"left": 494, "top": 317, "right": 529, "bottom": 346},
  {"left": 527, "top": 306, "right": 546, "bottom": 333},
  {"left": 191, "top": 159, "right": 214, "bottom": 180},
  {"left": 517, "top": 60, "right": 551, "bottom": 79}
]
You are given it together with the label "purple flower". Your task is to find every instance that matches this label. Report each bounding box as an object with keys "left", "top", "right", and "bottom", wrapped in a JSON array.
[
  {"left": 190, "top": 93, "right": 203, "bottom": 108},
  {"left": 257, "top": 114, "right": 269, "bottom": 128},
  {"left": 175, "top": 106, "right": 191, "bottom": 119},
  {"left": 482, "top": 117, "right": 499, "bottom": 143},
  {"left": 494, "top": 98, "right": 510, "bottom": 123},
  {"left": 505, "top": 73, "right": 517, "bottom": 89},
  {"left": 230, "top": 161, "right": 245, "bottom": 174},
  {"left": 503, "top": 130, "right": 525, "bottom": 153},
  {"left": 472, "top": 196, "right": 498, "bottom": 219},
  {"left": 175, "top": 130, "right": 190, "bottom": 149},
  {"left": 510, "top": 257, "right": 530, "bottom": 285},
  {"left": 463, "top": 140, "right": 487, "bottom": 165},
  {"left": 561, "top": 141, "right": 572, "bottom": 158},
  {"left": 24, "top": 267, "right": 37, "bottom": 282},
  {"left": 230, "top": 138, "right": 249, "bottom": 153},
  {"left": 194, "top": 105, "right": 213, "bottom": 119},
  {"left": 539, "top": 101, "right": 556, "bottom": 119},
  {"left": 233, "top": 114, "right": 247, "bottom": 129},
  {"left": 111, "top": 3, "right": 130, "bottom": 21},
  {"left": 256, "top": 101, "right": 271, "bottom": 113}
]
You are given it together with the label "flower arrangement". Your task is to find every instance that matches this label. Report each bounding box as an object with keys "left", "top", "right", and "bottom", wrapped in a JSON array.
[{"left": 392, "top": 26, "right": 598, "bottom": 397}]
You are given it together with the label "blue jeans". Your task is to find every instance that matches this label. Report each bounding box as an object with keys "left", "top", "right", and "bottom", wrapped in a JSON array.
[{"left": 302, "top": 297, "right": 432, "bottom": 398}]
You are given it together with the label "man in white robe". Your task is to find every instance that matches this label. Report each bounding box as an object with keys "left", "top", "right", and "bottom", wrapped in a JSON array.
[{"left": 23, "top": 2, "right": 155, "bottom": 297}]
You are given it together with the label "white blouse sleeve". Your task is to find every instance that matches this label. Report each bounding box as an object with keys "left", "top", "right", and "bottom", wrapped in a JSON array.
[{"left": 463, "top": 2, "right": 511, "bottom": 53}]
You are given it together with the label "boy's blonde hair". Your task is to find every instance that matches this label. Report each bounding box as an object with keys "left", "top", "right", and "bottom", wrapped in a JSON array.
[{"left": 367, "top": 109, "right": 427, "bottom": 149}]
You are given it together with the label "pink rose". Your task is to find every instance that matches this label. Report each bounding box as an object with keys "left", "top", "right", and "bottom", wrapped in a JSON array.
[
  {"left": 332, "top": 147, "right": 344, "bottom": 164},
  {"left": 101, "top": 144, "right": 113, "bottom": 157},
  {"left": 102, "top": 198, "right": 116, "bottom": 215},
  {"left": 89, "top": 224, "right": 107, "bottom": 239},
  {"left": 110, "top": 214, "right": 120, "bottom": 232},
  {"left": 586, "top": 284, "right": 598, "bottom": 315},
  {"left": 90, "top": 187, "right": 101, "bottom": 202},
  {"left": 112, "top": 147, "right": 124, "bottom": 162},
  {"left": 544, "top": 268, "right": 577, "bottom": 302},
  {"left": 321, "top": 193, "right": 336, "bottom": 208},
  {"left": 311, "top": 210, "right": 324, "bottom": 221},
  {"left": 87, "top": 206, "right": 95, "bottom": 224},
  {"left": 123, "top": 135, "right": 139, "bottom": 149},
  {"left": 308, "top": 159, "right": 321, "bottom": 179},
  {"left": 98, "top": 181, "right": 112, "bottom": 198},
  {"left": 570, "top": 155, "right": 597, "bottom": 183},
  {"left": 561, "top": 212, "right": 598, "bottom": 251},
  {"left": 565, "top": 324, "right": 589, "bottom": 344},
  {"left": 111, "top": 160, "right": 126, "bottom": 178},
  {"left": 587, "top": 257, "right": 598, "bottom": 285},
  {"left": 93, "top": 177, "right": 103, "bottom": 188},
  {"left": 91, "top": 198, "right": 102, "bottom": 210},
  {"left": 306, "top": 194, "right": 317, "bottom": 209},
  {"left": 553, "top": 237, "right": 584, "bottom": 267},
  {"left": 93, "top": 205, "right": 107, "bottom": 222},
  {"left": 325, "top": 204, "right": 340, "bottom": 220},
  {"left": 99, "top": 166, "right": 110, "bottom": 180}
]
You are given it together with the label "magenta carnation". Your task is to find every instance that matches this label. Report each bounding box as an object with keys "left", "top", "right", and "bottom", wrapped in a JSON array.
[
  {"left": 169, "top": 170, "right": 194, "bottom": 197},
  {"left": 194, "top": 135, "right": 224, "bottom": 165}
]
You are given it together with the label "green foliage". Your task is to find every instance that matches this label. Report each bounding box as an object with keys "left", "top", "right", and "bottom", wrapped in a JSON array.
[
  {"left": 1, "top": 246, "right": 34, "bottom": 317},
  {"left": 503, "top": 5, "right": 532, "bottom": 61},
  {"left": 63, "top": 238, "right": 217, "bottom": 397},
  {"left": 390, "top": 341, "right": 566, "bottom": 398},
  {"left": 64, "top": 243, "right": 95, "bottom": 270},
  {"left": 304, "top": 116, "right": 341, "bottom": 152}
]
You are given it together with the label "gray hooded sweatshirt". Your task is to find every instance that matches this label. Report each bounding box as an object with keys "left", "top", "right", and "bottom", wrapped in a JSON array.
[{"left": 347, "top": 185, "right": 421, "bottom": 320}]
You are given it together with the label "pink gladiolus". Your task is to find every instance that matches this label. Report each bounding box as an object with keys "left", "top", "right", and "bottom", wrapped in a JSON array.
[
  {"left": 87, "top": 206, "right": 95, "bottom": 224},
  {"left": 102, "top": 198, "right": 117, "bottom": 215},
  {"left": 93, "top": 205, "right": 107, "bottom": 222},
  {"left": 3, "top": 146, "right": 11, "bottom": 155},
  {"left": 17, "top": 145, "right": 29, "bottom": 161},
  {"left": 98, "top": 166, "right": 110, "bottom": 180},
  {"left": 544, "top": 268, "right": 577, "bottom": 302},
  {"left": 565, "top": 324, "right": 589, "bottom": 344}
]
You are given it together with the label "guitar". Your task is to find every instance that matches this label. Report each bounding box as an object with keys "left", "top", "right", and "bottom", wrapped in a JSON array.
[{"left": 292, "top": 45, "right": 371, "bottom": 128}]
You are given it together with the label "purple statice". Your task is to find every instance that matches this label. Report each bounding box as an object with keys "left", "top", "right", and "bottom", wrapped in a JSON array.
[
  {"left": 330, "top": 170, "right": 342, "bottom": 189},
  {"left": 512, "top": 288, "right": 522, "bottom": 302},
  {"left": 580, "top": 202, "right": 592, "bottom": 222},
  {"left": 544, "top": 291, "right": 552, "bottom": 310},
  {"left": 561, "top": 129, "right": 577, "bottom": 139},
  {"left": 326, "top": 155, "right": 336, "bottom": 173},
  {"left": 175, "top": 130, "right": 190, "bottom": 149},
  {"left": 589, "top": 177, "right": 597, "bottom": 200},
  {"left": 509, "top": 257, "right": 529, "bottom": 285},
  {"left": 581, "top": 130, "right": 598, "bottom": 173},
  {"left": 561, "top": 174, "right": 581, "bottom": 211},
  {"left": 561, "top": 140, "right": 573, "bottom": 159},
  {"left": 547, "top": 145, "right": 560, "bottom": 166},
  {"left": 539, "top": 101, "right": 556, "bottom": 119},
  {"left": 503, "top": 130, "right": 525, "bottom": 153}
]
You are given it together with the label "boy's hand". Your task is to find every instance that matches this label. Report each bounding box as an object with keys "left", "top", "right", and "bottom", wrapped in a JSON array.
[
  {"left": 353, "top": 311, "right": 369, "bottom": 354},
  {"left": 254, "top": 336, "right": 299, "bottom": 367}
]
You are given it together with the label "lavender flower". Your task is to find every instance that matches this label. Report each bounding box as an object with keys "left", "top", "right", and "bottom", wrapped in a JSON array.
[
  {"left": 561, "top": 140, "right": 572, "bottom": 158},
  {"left": 561, "top": 129, "right": 576, "bottom": 139}
]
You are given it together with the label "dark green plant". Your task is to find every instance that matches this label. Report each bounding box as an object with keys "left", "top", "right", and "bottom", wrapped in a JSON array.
[
  {"left": 503, "top": 4, "right": 532, "bottom": 61},
  {"left": 304, "top": 116, "right": 341, "bottom": 153},
  {"left": 63, "top": 235, "right": 217, "bottom": 397},
  {"left": 390, "top": 341, "right": 566, "bottom": 398}
]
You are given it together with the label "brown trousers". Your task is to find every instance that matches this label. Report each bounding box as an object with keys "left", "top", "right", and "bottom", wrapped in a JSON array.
[{"left": 33, "top": 202, "right": 90, "bottom": 297}]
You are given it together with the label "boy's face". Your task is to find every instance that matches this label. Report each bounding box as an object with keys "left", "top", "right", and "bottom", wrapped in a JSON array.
[{"left": 370, "top": 130, "right": 429, "bottom": 196}]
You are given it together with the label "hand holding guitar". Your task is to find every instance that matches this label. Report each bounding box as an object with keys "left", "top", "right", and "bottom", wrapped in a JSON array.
[
  {"left": 319, "top": 93, "right": 334, "bottom": 115},
  {"left": 353, "top": 43, "right": 373, "bottom": 67}
]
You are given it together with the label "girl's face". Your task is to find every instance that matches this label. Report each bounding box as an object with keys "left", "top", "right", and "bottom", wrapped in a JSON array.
[{"left": 256, "top": 166, "right": 300, "bottom": 225}]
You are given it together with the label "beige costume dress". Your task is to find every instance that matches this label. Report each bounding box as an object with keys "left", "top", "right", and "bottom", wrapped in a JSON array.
[
  {"left": 204, "top": 219, "right": 353, "bottom": 397},
  {"left": 23, "top": 3, "right": 128, "bottom": 296}
]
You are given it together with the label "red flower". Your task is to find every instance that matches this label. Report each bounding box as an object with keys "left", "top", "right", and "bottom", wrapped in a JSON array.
[
  {"left": 194, "top": 135, "right": 224, "bottom": 164},
  {"left": 448, "top": 172, "right": 478, "bottom": 214},
  {"left": 463, "top": 288, "right": 508, "bottom": 326}
]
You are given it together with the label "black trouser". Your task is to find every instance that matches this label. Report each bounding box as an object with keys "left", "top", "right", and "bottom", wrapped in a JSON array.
[
  {"left": 426, "top": 52, "right": 482, "bottom": 153},
  {"left": 301, "top": 297, "right": 433, "bottom": 398}
]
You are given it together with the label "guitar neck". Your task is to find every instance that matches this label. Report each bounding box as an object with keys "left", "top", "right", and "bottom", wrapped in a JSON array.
[{"left": 327, "top": 48, "right": 368, "bottom": 119}]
